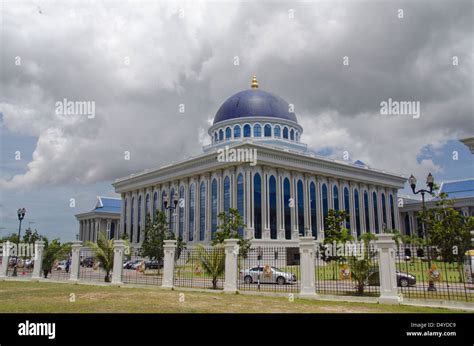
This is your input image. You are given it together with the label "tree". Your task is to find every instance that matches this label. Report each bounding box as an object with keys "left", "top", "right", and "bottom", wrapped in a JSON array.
[
  {"left": 141, "top": 210, "right": 186, "bottom": 263},
  {"left": 41, "top": 237, "right": 70, "bottom": 278},
  {"left": 424, "top": 193, "right": 474, "bottom": 265},
  {"left": 212, "top": 208, "right": 251, "bottom": 259},
  {"left": 86, "top": 232, "right": 115, "bottom": 282},
  {"left": 190, "top": 244, "right": 225, "bottom": 289},
  {"left": 320, "top": 209, "right": 353, "bottom": 263},
  {"left": 347, "top": 232, "right": 378, "bottom": 294},
  {"left": 22, "top": 228, "right": 42, "bottom": 244}
]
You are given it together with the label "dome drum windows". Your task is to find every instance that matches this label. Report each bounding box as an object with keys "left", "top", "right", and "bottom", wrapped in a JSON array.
[
  {"left": 234, "top": 125, "right": 241, "bottom": 138},
  {"left": 253, "top": 124, "right": 262, "bottom": 137},
  {"left": 264, "top": 124, "right": 272, "bottom": 137},
  {"left": 225, "top": 127, "right": 231, "bottom": 139}
]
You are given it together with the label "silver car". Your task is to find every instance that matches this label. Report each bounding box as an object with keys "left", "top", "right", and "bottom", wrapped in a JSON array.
[{"left": 240, "top": 266, "right": 297, "bottom": 285}]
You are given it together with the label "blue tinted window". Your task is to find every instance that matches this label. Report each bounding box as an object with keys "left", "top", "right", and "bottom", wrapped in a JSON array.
[
  {"left": 404, "top": 214, "right": 411, "bottom": 236},
  {"left": 237, "top": 174, "right": 244, "bottom": 237},
  {"left": 189, "top": 184, "right": 195, "bottom": 241},
  {"left": 382, "top": 193, "right": 387, "bottom": 230},
  {"left": 297, "top": 180, "right": 304, "bottom": 236},
  {"left": 264, "top": 124, "right": 272, "bottom": 137},
  {"left": 179, "top": 186, "right": 184, "bottom": 238},
  {"left": 322, "top": 184, "right": 328, "bottom": 231},
  {"left": 274, "top": 125, "right": 281, "bottom": 138},
  {"left": 219, "top": 129, "right": 224, "bottom": 141},
  {"left": 373, "top": 192, "right": 379, "bottom": 233},
  {"left": 310, "top": 182, "right": 317, "bottom": 238},
  {"left": 254, "top": 173, "right": 262, "bottom": 239},
  {"left": 354, "top": 189, "right": 361, "bottom": 237},
  {"left": 254, "top": 124, "right": 261, "bottom": 137},
  {"left": 344, "top": 187, "right": 350, "bottom": 229},
  {"left": 153, "top": 192, "right": 158, "bottom": 220},
  {"left": 124, "top": 199, "right": 128, "bottom": 235},
  {"left": 284, "top": 178, "right": 291, "bottom": 240},
  {"left": 390, "top": 194, "right": 395, "bottom": 229},
  {"left": 169, "top": 188, "right": 174, "bottom": 234},
  {"left": 214, "top": 132, "right": 218, "bottom": 142},
  {"left": 225, "top": 127, "right": 231, "bottom": 139},
  {"left": 211, "top": 179, "right": 218, "bottom": 239},
  {"left": 290, "top": 129, "right": 295, "bottom": 141},
  {"left": 234, "top": 125, "right": 241, "bottom": 138},
  {"left": 283, "top": 127, "right": 289, "bottom": 139},
  {"left": 333, "top": 185, "right": 339, "bottom": 211},
  {"left": 224, "top": 176, "right": 231, "bottom": 213},
  {"left": 243, "top": 124, "right": 251, "bottom": 137},
  {"left": 269, "top": 176, "right": 277, "bottom": 239},
  {"left": 130, "top": 197, "right": 135, "bottom": 242},
  {"left": 200, "top": 182, "right": 206, "bottom": 241},
  {"left": 364, "top": 191, "right": 370, "bottom": 232}
]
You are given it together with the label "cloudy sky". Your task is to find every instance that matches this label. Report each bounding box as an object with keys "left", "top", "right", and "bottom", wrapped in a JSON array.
[{"left": 0, "top": 0, "right": 472, "bottom": 242}]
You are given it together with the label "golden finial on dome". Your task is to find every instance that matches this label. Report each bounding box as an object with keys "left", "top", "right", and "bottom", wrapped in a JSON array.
[{"left": 251, "top": 75, "right": 259, "bottom": 89}]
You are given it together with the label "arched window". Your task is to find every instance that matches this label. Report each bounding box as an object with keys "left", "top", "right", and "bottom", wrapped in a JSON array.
[
  {"left": 253, "top": 124, "right": 261, "bottom": 137},
  {"left": 214, "top": 132, "right": 218, "bottom": 143},
  {"left": 284, "top": 178, "right": 291, "bottom": 240},
  {"left": 189, "top": 184, "right": 195, "bottom": 241},
  {"left": 179, "top": 186, "right": 184, "bottom": 238},
  {"left": 309, "top": 182, "right": 317, "bottom": 238},
  {"left": 169, "top": 188, "right": 175, "bottom": 234},
  {"left": 224, "top": 176, "right": 231, "bottom": 213},
  {"left": 219, "top": 129, "right": 224, "bottom": 141},
  {"left": 333, "top": 185, "right": 339, "bottom": 211},
  {"left": 389, "top": 194, "right": 396, "bottom": 229},
  {"left": 354, "top": 189, "right": 361, "bottom": 238},
  {"left": 137, "top": 196, "right": 142, "bottom": 243},
  {"left": 295, "top": 132, "right": 299, "bottom": 142},
  {"left": 211, "top": 179, "right": 218, "bottom": 239},
  {"left": 344, "top": 187, "right": 350, "bottom": 230},
  {"left": 269, "top": 175, "right": 277, "bottom": 239},
  {"left": 322, "top": 184, "right": 328, "bottom": 231},
  {"left": 264, "top": 124, "right": 272, "bottom": 137},
  {"left": 234, "top": 125, "right": 241, "bottom": 138},
  {"left": 290, "top": 129, "right": 295, "bottom": 141},
  {"left": 404, "top": 214, "right": 411, "bottom": 236},
  {"left": 199, "top": 182, "right": 206, "bottom": 241},
  {"left": 124, "top": 198, "right": 128, "bottom": 236},
  {"left": 161, "top": 190, "right": 166, "bottom": 211},
  {"left": 153, "top": 191, "right": 158, "bottom": 220},
  {"left": 237, "top": 174, "right": 244, "bottom": 237},
  {"left": 145, "top": 194, "right": 150, "bottom": 226},
  {"left": 373, "top": 192, "right": 379, "bottom": 233},
  {"left": 254, "top": 173, "right": 262, "bottom": 239},
  {"left": 297, "top": 180, "right": 304, "bottom": 236},
  {"left": 381, "top": 193, "right": 387, "bottom": 231},
  {"left": 283, "top": 127, "right": 289, "bottom": 139},
  {"left": 274, "top": 125, "right": 281, "bottom": 138},
  {"left": 364, "top": 191, "right": 370, "bottom": 233},
  {"left": 243, "top": 124, "right": 251, "bottom": 137},
  {"left": 130, "top": 197, "right": 135, "bottom": 243},
  {"left": 225, "top": 127, "right": 231, "bottom": 139}
]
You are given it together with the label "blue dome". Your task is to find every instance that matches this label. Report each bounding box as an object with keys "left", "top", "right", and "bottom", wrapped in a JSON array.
[{"left": 213, "top": 89, "right": 298, "bottom": 125}]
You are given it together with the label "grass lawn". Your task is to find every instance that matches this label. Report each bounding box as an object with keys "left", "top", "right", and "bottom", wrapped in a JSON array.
[{"left": 0, "top": 280, "right": 469, "bottom": 313}]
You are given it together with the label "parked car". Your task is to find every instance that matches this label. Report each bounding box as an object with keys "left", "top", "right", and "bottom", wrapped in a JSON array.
[
  {"left": 144, "top": 260, "right": 163, "bottom": 270},
  {"left": 132, "top": 260, "right": 144, "bottom": 270},
  {"left": 366, "top": 270, "right": 416, "bottom": 287},
  {"left": 56, "top": 260, "right": 67, "bottom": 271},
  {"left": 81, "top": 257, "right": 95, "bottom": 268},
  {"left": 123, "top": 259, "right": 141, "bottom": 270},
  {"left": 240, "top": 266, "right": 297, "bottom": 285},
  {"left": 24, "top": 259, "right": 35, "bottom": 269}
]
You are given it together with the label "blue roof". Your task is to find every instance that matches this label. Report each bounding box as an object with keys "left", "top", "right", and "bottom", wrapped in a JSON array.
[
  {"left": 439, "top": 179, "right": 474, "bottom": 199},
  {"left": 93, "top": 197, "right": 121, "bottom": 213},
  {"left": 213, "top": 89, "right": 298, "bottom": 125}
]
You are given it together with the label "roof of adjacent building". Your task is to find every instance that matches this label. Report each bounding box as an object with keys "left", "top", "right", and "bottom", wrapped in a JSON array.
[
  {"left": 213, "top": 79, "right": 298, "bottom": 125},
  {"left": 439, "top": 178, "right": 474, "bottom": 199}
]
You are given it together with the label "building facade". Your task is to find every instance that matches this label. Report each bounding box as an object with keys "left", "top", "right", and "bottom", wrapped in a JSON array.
[
  {"left": 112, "top": 77, "right": 406, "bottom": 248},
  {"left": 75, "top": 196, "right": 121, "bottom": 241}
]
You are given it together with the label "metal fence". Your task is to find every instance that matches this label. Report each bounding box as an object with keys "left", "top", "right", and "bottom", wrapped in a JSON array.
[
  {"left": 122, "top": 250, "right": 163, "bottom": 286},
  {"left": 396, "top": 245, "right": 473, "bottom": 302},
  {"left": 174, "top": 246, "right": 225, "bottom": 290},
  {"left": 6, "top": 256, "right": 33, "bottom": 278},
  {"left": 238, "top": 247, "right": 301, "bottom": 293},
  {"left": 314, "top": 242, "right": 380, "bottom": 297},
  {"left": 48, "top": 258, "right": 72, "bottom": 280},
  {"left": 78, "top": 248, "right": 109, "bottom": 283}
]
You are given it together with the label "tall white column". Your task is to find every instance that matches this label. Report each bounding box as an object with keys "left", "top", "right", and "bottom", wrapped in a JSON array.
[
  {"left": 299, "top": 236, "right": 318, "bottom": 297},
  {"left": 162, "top": 240, "right": 177, "bottom": 289},
  {"left": 0, "top": 241, "right": 12, "bottom": 279},
  {"left": 69, "top": 241, "right": 82, "bottom": 282},
  {"left": 32, "top": 240, "right": 45, "bottom": 279},
  {"left": 223, "top": 239, "right": 239, "bottom": 293},
  {"left": 376, "top": 233, "right": 401, "bottom": 304},
  {"left": 112, "top": 240, "right": 126, "bottom": 285}
]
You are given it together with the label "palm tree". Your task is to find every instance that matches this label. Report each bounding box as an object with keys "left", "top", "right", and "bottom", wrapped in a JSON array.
[
  {"left": 42, "top": 238, "right": 69, "bottom": 278},
  {"left": 86, "top": 232, "right": 114, "bottom": 282},
  {"left": 190, "top": 244, "right": 225, "bottom": 289}
]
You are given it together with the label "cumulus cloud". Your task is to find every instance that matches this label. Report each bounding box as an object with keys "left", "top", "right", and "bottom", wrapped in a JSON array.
[{"left": 0, "top": 0, "right": 472, "bottom": 192}]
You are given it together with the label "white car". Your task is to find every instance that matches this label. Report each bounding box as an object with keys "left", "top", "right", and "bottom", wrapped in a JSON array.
[
  {"left": 56, "top": 260, "right": 67, "bottom": 270},
  {"left": 240, "top": 266, "right": 297, "bottom": 285}
]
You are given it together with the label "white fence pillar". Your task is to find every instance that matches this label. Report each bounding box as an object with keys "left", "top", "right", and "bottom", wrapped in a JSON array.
[
  {"left": 376, "top": 233, "right": 401, "bottom": 304},
  {"left": 299, "top": 236, "right": 318, "bottom": 298},
  {"left": 112, "top": 240, "right": 126, "bottom": 285},
  {"left": 69, "top": 241, "right": 82, "bottom": 282},
  {"left": 223, "top": 239, "right": 239, "bottom": 293},
  {"left": 162, "top": 240, "right": 177, "bottom": 289},
  {"left": 0, "top": 241, "right": 12, "bottom": 279},
  {"left": 32, "top": 240, "right": 45, "bottom": 280}
]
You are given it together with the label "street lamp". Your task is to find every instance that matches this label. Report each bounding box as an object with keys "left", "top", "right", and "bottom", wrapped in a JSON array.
[
  {"left": 12, "top": 208, "right": 26, "bottom": 277},
  {"left": 163, "top": 192, "right": 179, "bottom": 238},
  {"left": 409, "top": 173, "right": 436, "bottom": 292}
]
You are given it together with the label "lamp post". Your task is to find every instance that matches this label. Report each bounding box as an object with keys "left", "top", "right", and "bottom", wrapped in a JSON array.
[
  {"left": 12, "top": 208, "right": 26, "bottom": 277},
  {"left": 408, "top": 173, "right": 436, "bottom": 292},
  {"left": 163, "top": 192, "right": 179, "bottom": 238}
]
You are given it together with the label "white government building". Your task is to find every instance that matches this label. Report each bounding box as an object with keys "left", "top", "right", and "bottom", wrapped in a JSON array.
[{"left": 90, "top": 77, "right": 406, "bottom": 249}]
